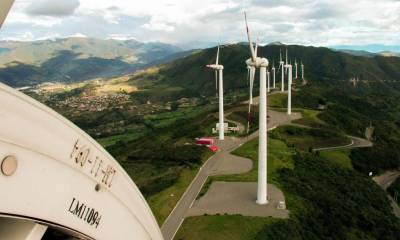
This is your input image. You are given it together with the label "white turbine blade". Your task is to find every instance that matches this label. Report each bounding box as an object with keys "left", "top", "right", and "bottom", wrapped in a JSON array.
[
  {"left": 247, "top": 67, "right": 250, "bottom": 86},
  {"left": 0, "top": 0, "right": 14, "bottom": 28},
  {"left": 247, "top": 67, "right": 255, "bottom": 133},
  {"left": 216, "top": 45, "right": 220, "bottom": 65},
  {"left": 280, "top": 49, "right": 282, "bottom": 62},
  {"left": 247, "top": 101, "right": 251, "bottom": 134},
  {"left": 250, "top": 67, "right": 255, "bottom": 98},
  {"left": 215, "top": 70, "right": 218, "bottom": 92},
  {"left": 255, "top": 42, "right": 258, "bottom": 58},
  {"left": 244, "top": 12, "right": 256, "bottom": 62},
  {"left": 286, "top": 48, "right": 288, "bottom": 65},
  {"left": 255, "top": 37, "right": 260, "bottom": 58}
]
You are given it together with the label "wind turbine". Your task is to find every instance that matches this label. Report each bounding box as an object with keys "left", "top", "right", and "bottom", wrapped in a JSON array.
[
  {"left": 294, "top": 58, "right": 298, "bottom": 79},
  {"left": 246, "top": 43, "right": 257, "bottom": 133},
  {"left": 278, "top": 49, "right": 284, "bottom": 92},
  {"left": 301, "top": 61, "right": 305, "bottom": 81},
  {"left": 272, "top": 60, "right": 276, "bottom": 89},
  {"left": 285, "top": 48, "right": 288, "bottom": 74},
  {"left": 245, "top": 12, "right": 268, "bottom": 205},
  {"left": 284, "top": 54, "right": 293, "bottom": 115},
  {"left": 207, "top": 45, "right": 225, "bottom": 140}
]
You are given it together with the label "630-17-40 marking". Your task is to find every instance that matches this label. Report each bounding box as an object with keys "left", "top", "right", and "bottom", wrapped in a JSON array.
[{"left": 70, "top": 139, "right": 116, "bottom": 188}]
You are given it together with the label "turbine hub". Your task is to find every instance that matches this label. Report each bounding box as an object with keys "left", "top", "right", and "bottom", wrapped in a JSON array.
[{"left": 246, "top": 57, "right": 268, "bottom": 68}]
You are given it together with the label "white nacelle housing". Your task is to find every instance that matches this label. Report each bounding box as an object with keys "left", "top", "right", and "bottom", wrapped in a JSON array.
[{"left": 0, "top": 83, "right": 164, "bottom": 240}]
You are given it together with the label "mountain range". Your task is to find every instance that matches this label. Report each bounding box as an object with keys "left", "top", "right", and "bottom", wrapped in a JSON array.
[
  {"left": 0, "top": 37, "right": 183, "bottom": 87},
  {"left": 132, "top": 44, "right": 400, "bottom": 98}
]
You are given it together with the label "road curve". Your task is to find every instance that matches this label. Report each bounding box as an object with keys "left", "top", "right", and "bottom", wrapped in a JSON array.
[
  {"left": 373, "top": 171, "right": 400, "bottom": 218},
  {"left": 313, "top": 135, "right": 372, "bottom": 152},
  {"left": 160, "top": 110, "right": 301, "bottom": 240}
]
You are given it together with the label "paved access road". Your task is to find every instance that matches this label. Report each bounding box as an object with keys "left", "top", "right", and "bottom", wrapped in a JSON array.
[
  {"left": 373, "top": 171, "right": 400, "bottom": 218},
  {"left": 312, "top": 135, "right": 373, "bottom": 152},
  {"left": 160, "top": 110, "right": 301, "bottom": 240}
]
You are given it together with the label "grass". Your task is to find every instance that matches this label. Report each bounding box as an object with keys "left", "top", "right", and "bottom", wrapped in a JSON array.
[
  {"left": 144, "top": 105, "right": 215, "bottom": 129},
  {"left": 196, "top": 137, "right": 295, "bottom": 201},
  {"left": 292, "top": 108, "right": 327, "bottom": 128},
  {"left": 147, "top": 150, "right": 214, "bottom": 224},
  {"left": 319, "top": 149, "right": 353, "bottom": 169},
  {"left": 205, "top": 138, "right": 295, "bottom": 184},
  {"left": 270, "top": 125, "right": 351, "bottom": 152},
  {"left": 268, "top": 92, "right": 287, "bottom": 108},
  {"left": 175, "top": 215, "right": 278, "bottom": 240},
  {"left": 147, "top": 167, "right": 199, "bottom": 224},
  {"left": 96, "top": 132, "right": 142, "bottom": 147}
]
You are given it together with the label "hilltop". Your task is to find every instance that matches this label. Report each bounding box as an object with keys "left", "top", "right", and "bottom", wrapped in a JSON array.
[{"left": 131, "top": 43, "right": 400, "bottom": 96}]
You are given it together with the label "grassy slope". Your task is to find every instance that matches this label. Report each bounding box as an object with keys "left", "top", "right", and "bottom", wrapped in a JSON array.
[
  {"left": 175, "top": 215, "right": 277, "bottom": 240},
  {"left": 319, "top": 149, "right": 353, "bottom": 169},
  {"left": 148, "top": 150, "right": 214, "bottom": 223},
  {"left": 270, "top": 125, "right": 351, "bottom": 151},
  {"left": 97, "top": 132, "right": 142, "bottom": 147}
]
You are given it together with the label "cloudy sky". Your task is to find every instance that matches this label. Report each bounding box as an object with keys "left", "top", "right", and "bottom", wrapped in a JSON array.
[{"left": 1, "top": 0, "right": 399, "bottom": 51}]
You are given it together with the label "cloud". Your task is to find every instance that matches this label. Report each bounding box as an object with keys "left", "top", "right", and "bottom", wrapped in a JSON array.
[
  {"left": 0, "top": 0, "right": 399, "bottom": 49},
  {"left": 26, "top": 0, "right": 80, "bottom": 17}
]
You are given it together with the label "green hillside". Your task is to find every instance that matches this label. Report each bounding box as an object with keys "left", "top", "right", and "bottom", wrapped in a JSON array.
[
  {"left": 0, "top": 37, "right": 183, "bottom": 87},
  {"left": 20, "top": 42, "right": 400, "bottom": 238},
  {"left": 136, "top": 44, "right": 400, "bottom": 96}
]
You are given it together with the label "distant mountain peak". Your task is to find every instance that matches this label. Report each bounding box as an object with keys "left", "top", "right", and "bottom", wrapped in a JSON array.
[{"left": 268, "top": 41, "right": 284, "bottom": 46}]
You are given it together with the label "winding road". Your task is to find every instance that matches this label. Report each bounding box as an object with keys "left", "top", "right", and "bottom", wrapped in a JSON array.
[
  {"left": 161, "top": 91, "right": 375, "bottom": 240},
  {"left": 313, "top": 135, "right": 373, "bottom": 152},
  {"left": 160, "top": 110, "right": 301, "bottom": 240}
]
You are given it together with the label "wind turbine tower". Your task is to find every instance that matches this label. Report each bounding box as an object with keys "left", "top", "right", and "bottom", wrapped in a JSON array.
[
  {"left": 286, "top": 64, "right": 293, "bottom": 115},
  {"left": 301, "top": 61, "right": 304, "bottom": 80},
  {"left": 285, "top": 48, "right": 288, "bottom": 69},
  {"left": 245, "top": 12, "right": 268, "bottom": 205},
  {"left": 272, "top": 60, "right": 276, "bottom": 89},
  {"left": 284, "top": 51, "right": 292, "bottom": 115},
  {"left": 295, "top": 58, "right": 298, "bottom": 79},
  {"left": 279, "top": 50, "right": 284, "bottom": 92},
  {"left": 207, "top": 46, "right": 225, "bottom": 140}
]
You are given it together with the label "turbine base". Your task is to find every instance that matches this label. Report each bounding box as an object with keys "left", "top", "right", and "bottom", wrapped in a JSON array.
[{"left": 256, "top": 199, "right": 269, "bottom": 205}]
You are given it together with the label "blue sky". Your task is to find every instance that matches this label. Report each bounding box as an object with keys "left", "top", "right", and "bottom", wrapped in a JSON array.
[{"left": 1, "top": 0, "right": 399, "bottom": 52}]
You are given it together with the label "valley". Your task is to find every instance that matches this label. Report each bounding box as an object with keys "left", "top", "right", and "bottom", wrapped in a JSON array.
[{"left": 6, "top": 42, "right": 400, "bottom": 240}]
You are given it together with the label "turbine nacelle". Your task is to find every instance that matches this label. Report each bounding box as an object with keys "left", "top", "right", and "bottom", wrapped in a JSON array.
[
  {"left": 246, "top": 57, "right": 268, "bottom": 68},
  {"left": 206, "top": 64, "right": 224, "bottom": 70}
]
